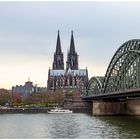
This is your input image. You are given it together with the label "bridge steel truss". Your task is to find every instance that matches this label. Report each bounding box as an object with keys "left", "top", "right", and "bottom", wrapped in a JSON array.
[
  {"left": 87, "top": 39, "right": 140, "bottom": 97},
  {"left": 87, "top": 77, "right": 104, "bottom": 96}
]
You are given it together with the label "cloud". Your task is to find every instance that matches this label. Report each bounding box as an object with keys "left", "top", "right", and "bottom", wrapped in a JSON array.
[{"left": 0, "top": 1, "right": 140, "bottom": 88}]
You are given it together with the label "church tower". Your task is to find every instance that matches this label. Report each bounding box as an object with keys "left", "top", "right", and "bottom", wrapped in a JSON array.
[
  {"left": 66, "top": 31, "right": 78, "bottom": 70},
  {"left": 48, "top": 31, "right": 88, "bottom": 95},
  {"left": 52, "top": 30, "right": 64, "bottom": 70}
]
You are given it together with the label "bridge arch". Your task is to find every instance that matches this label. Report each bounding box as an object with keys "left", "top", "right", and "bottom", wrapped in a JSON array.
[
  {"left": 103, "top": 39, "right": 140, "bottom": 93},
  {"left": 86, "top": 76, "right": 104, "bottom": 96}
]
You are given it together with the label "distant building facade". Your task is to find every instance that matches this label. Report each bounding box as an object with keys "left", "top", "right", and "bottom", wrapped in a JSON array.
[
  {"left": 47, "top": 31, "right": 88, "bottom": 95},
  {"left": 12, "top": 79, "right": 46, "bottom": 95}
]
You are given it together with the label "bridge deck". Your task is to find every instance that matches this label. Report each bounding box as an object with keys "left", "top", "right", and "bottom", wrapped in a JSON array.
[{"left": 83, "top": 88, "right": 140, "bottom": 100}]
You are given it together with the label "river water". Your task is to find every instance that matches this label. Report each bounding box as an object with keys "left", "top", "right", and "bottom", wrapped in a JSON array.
[{"left": 0, "top": 113, "right": 140, "bottom": 138}]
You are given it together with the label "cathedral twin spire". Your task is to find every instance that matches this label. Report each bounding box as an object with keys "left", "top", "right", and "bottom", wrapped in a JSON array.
[
  {"left": 69, "top": 31, "right": 76, "bottom": 54},
  {"left": 52, "top": 30, "right": 78, "bottom": 70},
  {"left": 55, "top": 30, "right": 62, "bottom": 55},
  {"left": 67, "top": 30, "right": 78, "bottom": 70},
  {"left": 52, "top": 30, "right": 64, "bottom": 70}
]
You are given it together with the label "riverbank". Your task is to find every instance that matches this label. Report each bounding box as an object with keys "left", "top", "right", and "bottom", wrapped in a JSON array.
[
  {"left": 0, "top": 108, "right": 48, "bottom": 113},
  {"left": 0, "top": 107, "right": 89, "bottom": 114}
]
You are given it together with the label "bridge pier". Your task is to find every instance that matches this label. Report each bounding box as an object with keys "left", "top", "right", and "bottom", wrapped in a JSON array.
[
  {"left": 126, "top": 99, "right": 140, "bottom": 115},
  {"left": 92, "top": 99, "right": 140, "bottom": 116},
  {"left": 92, "top": 100, "right": 125, "bottom": 116}
]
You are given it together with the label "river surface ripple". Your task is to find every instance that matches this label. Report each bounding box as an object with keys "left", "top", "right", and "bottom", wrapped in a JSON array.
[{"left": 0, "top": 113, "right": 140, "bottom": 138}]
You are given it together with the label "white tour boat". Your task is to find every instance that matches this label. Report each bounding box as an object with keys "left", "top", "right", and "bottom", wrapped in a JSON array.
[{"left": 47, "top": 107, "right": 73, "bottom": 114}]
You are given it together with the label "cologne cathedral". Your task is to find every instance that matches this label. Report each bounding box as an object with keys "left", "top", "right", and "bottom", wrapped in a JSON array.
[{"left": 47, "top": 31, "right": 88, "bottom": 95}]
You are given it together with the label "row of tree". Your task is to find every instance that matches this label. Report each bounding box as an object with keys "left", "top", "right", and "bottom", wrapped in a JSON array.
[
  {"left": 0, "top": 89, "right": 65, "bottom": 107},
  {"left": 23, "top": 91, "right": 64, "bottom": 107},
  {"left": 0, "top": 88, "right": 80, "bottom": 107}
]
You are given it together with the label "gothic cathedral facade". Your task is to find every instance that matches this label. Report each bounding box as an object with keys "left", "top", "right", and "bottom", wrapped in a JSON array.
[{"left": 47, "top": 31, "right": 88, "bottom": 95}]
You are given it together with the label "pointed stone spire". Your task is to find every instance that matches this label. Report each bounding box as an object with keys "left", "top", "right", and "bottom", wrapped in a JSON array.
[
  {"left": 70, "top": 30, "right": 75, "bottom": 54},
  {"left": 66, "top": 30, "right": 78, "bottom": 70},
  {"left": 52, "top": 30, "right": 64, "bottom": 70},
  {"left": 56, "top": 30, "right": 62, "bottom": 55}
]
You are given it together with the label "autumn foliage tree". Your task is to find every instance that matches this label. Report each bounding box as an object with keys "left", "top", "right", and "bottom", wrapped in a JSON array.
[
  {"left": 47, "top": 90, "right": 64, "bottom": 106},
  {"left": 0, "top": 89, "right": 11, "bottom": 105},
  {"left": 23, "top": 93, "right": 48, "bottom": 105},
  {"left": 11, "top": 92, "right": 22, "bottom": 106},
  {"left": 21, "top": 90, "right": 64, "bottom": 107}
]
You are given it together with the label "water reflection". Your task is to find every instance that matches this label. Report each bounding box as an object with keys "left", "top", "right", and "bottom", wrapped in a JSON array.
[
  {"left": 0, "top": 113, "right": 140, "bottom": 138},
  {"left": 98, "top": 116, "right": 140, "bottom": 138}
]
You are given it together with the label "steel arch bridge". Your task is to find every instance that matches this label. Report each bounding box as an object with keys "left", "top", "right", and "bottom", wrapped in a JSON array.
[
  {"left": 86, "top": 39, "right": 140, "bottom": 98},
  {"left": 87, "top": 77, "right": 104, "bottom": 96}
]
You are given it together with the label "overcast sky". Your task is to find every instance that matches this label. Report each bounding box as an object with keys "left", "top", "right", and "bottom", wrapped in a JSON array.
[{"left": 0, "top": 1, "right": 140, "bottom": 89}]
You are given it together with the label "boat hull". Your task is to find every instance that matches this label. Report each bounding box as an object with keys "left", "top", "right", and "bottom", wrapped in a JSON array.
[
  {"left": 47, "top": 111, "right": 73, "bottom": 114},
  {"left": 47, "top": 108, "right": 73, "bottom": 114}
]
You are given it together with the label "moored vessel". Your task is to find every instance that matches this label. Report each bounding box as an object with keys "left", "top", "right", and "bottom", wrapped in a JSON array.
[{"left": 47, "top": 107, "right": 73, "bottom": 114}]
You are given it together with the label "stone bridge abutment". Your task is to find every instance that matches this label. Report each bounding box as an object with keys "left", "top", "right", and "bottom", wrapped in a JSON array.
[{"left": 91, "top": 99, "right": 140, "bottom": 116}]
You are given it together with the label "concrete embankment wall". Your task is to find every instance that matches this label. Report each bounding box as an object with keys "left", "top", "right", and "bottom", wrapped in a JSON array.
[
  {"left": 63, "top": 97, "right": 92, "bottom": 114},
  {"left": 0, "top": 108, "right": 49, "bottom": 113},
  {"left": 0, "top": 108, "right": 90, "bottom": 114},
  {"left": 92, "top": 99, "right": 140, "bottom": 116}
]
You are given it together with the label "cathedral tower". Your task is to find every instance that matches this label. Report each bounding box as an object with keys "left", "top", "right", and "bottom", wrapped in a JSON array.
[
  {"left": 48, "top": 31, "right": 88, "bottom": 95},
  {"left": 66, "top": 31, "right": 78, "bottom": 70},
  {"left": 52, "top": 30, "right": 64, "bottom": 70}
]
